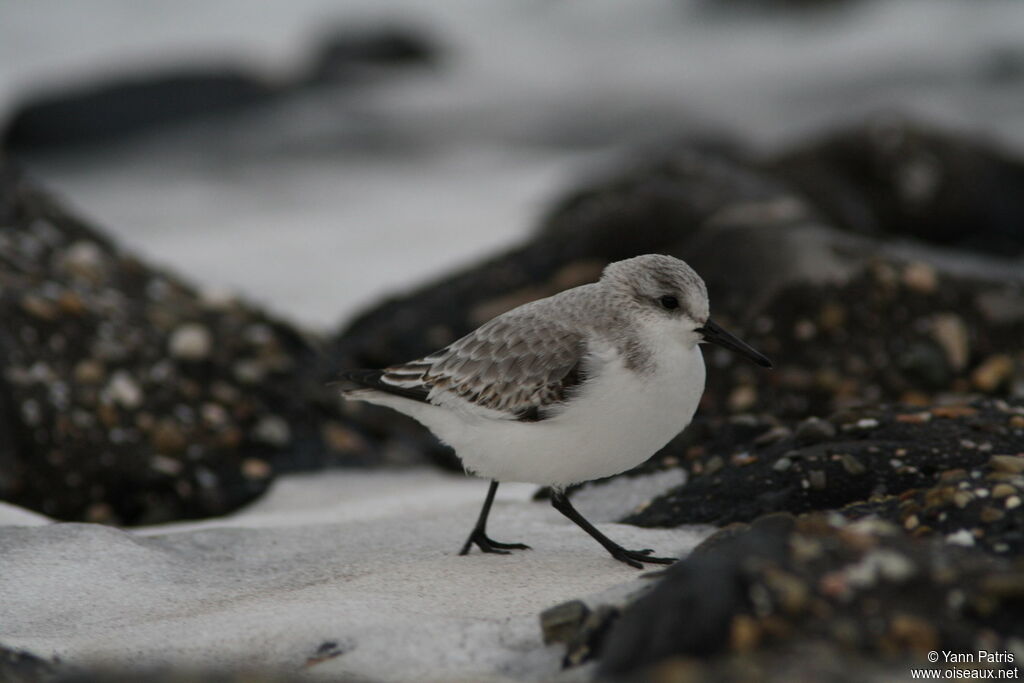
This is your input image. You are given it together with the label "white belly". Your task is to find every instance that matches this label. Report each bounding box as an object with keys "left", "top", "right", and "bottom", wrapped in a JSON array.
[{"left": 392, "top": 343, "right": 706, "bottom": 487}]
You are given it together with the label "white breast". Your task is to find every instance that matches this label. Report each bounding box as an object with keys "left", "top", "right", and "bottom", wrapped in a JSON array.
[{"left": 392, "top": 338, "right": 707, "bottom": 487}]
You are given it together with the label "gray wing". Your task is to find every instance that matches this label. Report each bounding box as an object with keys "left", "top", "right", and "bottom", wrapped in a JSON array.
[{"left": 379, "top": 309, "right": 588, "bottom": 421}]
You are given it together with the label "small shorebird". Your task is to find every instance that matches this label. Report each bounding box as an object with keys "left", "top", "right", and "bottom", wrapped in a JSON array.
[{"left": 340, "top": 254, "right": 771, "bottom": 567}]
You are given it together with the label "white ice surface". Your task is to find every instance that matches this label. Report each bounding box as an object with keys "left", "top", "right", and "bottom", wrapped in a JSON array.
[{"left": 0, "top": 468, "right": 709, "bottom": 682}]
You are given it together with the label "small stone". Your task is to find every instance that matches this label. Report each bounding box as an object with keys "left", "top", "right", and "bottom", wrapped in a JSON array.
[
  {"left": 979, "top": 506, "right": 1004, "bottom": 523},
  {"left": 60, "top": 240, "right": 106, "bottom": 281},
  {"left": 904, "top": 515, "right": 919, "bottom": 530},
  {"left": 73, "top": 359, "right": 105, "bottom": 384},
  {"left": 808, "top": 470, "right": 827, "bottom": 490},
  {"left": 989, "top": 455, "right": 1024, "bottom": 474},
  {"left": 855, "top": 418, "right": 879, "bottom": 430},
  {"left": 896, "top": 412, "right": 931, "bottom": 424},
  {"left": 254, "top": 415, "right": 291, "bottom": 446},
  {"left": 795, "top": 417, "right": 836, "bottom": 444},
  {"left": 931, "top": 313, "right": 969, "bottom": 372},
  {"left": 902, "top": 262, "right": 937, "bottom": 293},
  {"left": 152, "top": 419, "right": 187, "bottom": 453},
  {"left": 540, "top": 600, "right": 590, "bottom": 645},
  {"left": 889, "top": 614, "right": 938, "bottom": 654},
  {"left": 953, "top": 491, "right": 974, "bottom": 509},
  {"left": 818, "top": 302, "right": 847, "bottom": 332},
  {"left": 839, "top": 454, "right": 866, "bottom": 476},
  {"left": 731, "top": 452, "right": 758, "bottom": 466},
  {"left": 946, "top": 529, "right": 975, "bottom": 546},
  {"left": 991, "top": 483, "right": 1016, "bottom": 499},
  {"left": 233, "top": 360, "right": 265, "bottom": 384},
  {"left": 1010, "top": 415, "right": 1024, "bottom": 429},
  {"left": 727, "top": 385, "right": 757, "bottom": 412},
  {"left": 1006, "top": 496, "right": 1022, "bottom": 510},
  {"left": 106, "top": 370, "right": 143, "bottom": 409},
  {"left": 971, "top": 354, "right": 1014, "bottom": 392},
  {"left": 931, "top": 405, "right": 977, "bottom": 419},
  {"left": 169, "top": 323, "right": 213, "bottom": 361},
  {"left": 242, "top": 458, "right": 272, "bottom": 480},
  {"left": 20, "top": 294, "right": 57, "bottom": 319},
  {"left": 794, "top": 319, "right": 816, "bottom": 340},
  {"left": 201, "top": 403, "right": 229, "bottom": 427},
  {"left": 150, "top": 454, "right": 183, "bottom": 476},
  {"left": 772, "top": 457, "right": 793, "bottom": 473},
  {"left": 704, "top": 455, "right": 724, "bottom": 476},
  {"left": 754, "top": 426, "right": 791, "bottom": 445},
  {"left": 729, "top": 614, "right": 761, "bottom": 653},
  {"left": 322, "top": 422, "right": 367, "bottom": 453}
]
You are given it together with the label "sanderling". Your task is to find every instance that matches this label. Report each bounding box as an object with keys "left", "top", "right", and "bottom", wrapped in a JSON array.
[{"left": 340, "top": 254, "right": 772, "bottom": 568}]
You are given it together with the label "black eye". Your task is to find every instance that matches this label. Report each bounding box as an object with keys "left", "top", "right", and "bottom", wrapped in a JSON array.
[{"left": 659, "top": 295, "right": 679, "bottom": 310}]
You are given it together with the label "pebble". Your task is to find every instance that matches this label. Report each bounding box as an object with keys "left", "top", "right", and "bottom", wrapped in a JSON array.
[
  {"left": 991, "top": 483, "right": 1016, "bottom": 499},
  {"left": 322, "top": 422, "right": 367, "bottom": 453},
  {"left": 902, "top": 262, "right": 937, "bottom": 293},
  {"left": 808, "top": 470, "right": 827, "bottom": 490},
  {"left": 729, "top": 614, "right": 761, "bottom": 652},
  {"left": 254, "top": 415, "right": 291, "bottom": 446},
  {"left": 989, "top": 455, "right": 1024, "bottom": 474},
  {"left": 169, "top": 323, "right": 213, "bottom": 361},
  {"left": 60, "top": 240, "right": 107, "bottom": 281},
  {"left": 242, "top": 458, "right": 272, "bottom": 480},
  {"left": 972, "top": 354, "right": 1014, "bottom": 392},
  {"left": 73, "top": 359, "right": 105, "bottom": 384},
  {"left": 1006, "top": 496, "right": 1022, "bottom": 510},
  {"left": 728, "top": 385, "right": 758, "bottom": 412},
  {"left": 105, "top": 370, "right": 143, "bottom": 409},
  {"left": 152, "top": 419, "right": 187, "bottom": 454},
  {"left": 540, "top": 600, "right": 590, "bottom": 645},
  {"left": 795, "top": 417, "right": 836, "bottom": 443},
  {"left": 930, "top": 313, "right": 969, "bottom": 371},
  {"left": 840, "top": 454, "right": 867, "bottom": 476},
  {"left": 945, "top": 529, "right": 975, "bottom": 547},
  {"left": 773, "top": 457, "right": 793, "bottom": 473}
]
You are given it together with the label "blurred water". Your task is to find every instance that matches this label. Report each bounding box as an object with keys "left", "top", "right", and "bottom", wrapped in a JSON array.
[{"left": 2, "top": 0, "right": 1023, "bottom": 328}]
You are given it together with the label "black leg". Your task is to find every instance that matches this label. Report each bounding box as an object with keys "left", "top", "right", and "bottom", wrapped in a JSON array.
[
  {"left": 459, "top": 480, "right": 531, "bottom": 555},
  {"left": 550, "top": 491, "right": 677, "bottom": 569}
]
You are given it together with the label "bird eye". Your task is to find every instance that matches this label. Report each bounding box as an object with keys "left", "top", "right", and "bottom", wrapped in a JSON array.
[{"left": 659, "top": 295, "right": 679, "bottom": 310}]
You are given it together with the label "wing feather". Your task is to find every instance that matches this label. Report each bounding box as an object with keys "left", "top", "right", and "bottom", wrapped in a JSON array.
[{"left": 376, "top": 309, "right": 588, "bottom": 421}]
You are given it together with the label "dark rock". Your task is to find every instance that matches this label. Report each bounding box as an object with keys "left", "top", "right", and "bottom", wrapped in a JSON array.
[
  {"left": 0, "top": 644, "right": 58, "bottom": 683},
  {"left": 540, "top": 599, "right": 590, "bottom": 646},
  {"left": 2, "top": 70, "right": 278, "bottom": 151},
  {"left": 308, "top": 24, "right": 440, "bottom": 83},
  {"left": 769, "top": 117, "right": 1024, "bottom": 258},
  {"left": 0, "top": 161, "right": 391, "bottom": 525},
  {"left": 623, "top": 399, "right": 1024, "bottom": 555},
  {"left": 591, "top": 514, "right": 1024, "bottom": 679}
]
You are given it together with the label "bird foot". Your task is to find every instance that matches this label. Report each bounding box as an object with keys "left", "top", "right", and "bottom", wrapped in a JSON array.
[
  {"left": 609, "top": 547, "right": 677, "bottom": 569},
  {"left": 459, "top": 528, "right": 531, "bottom": 556}
]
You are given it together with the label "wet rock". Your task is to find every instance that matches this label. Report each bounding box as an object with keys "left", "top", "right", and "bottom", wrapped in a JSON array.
[
  {"left": 2, "top": 70, "right": 279, "bottom": 151},
  {"left": 0, "top": 162, "right": 386, "bottom": 525},
  {"left": 309, "top": 23, "right": 441, "bottom": 82},
  {"left": 622, "top": 399, "right": 1024, "bottom": 554},
  {"left": 583, "top": 514, "right": 1024, "bottom": 680},
  {"left": 0, "top": 643, "right": 58, "bottom": 683},
  {"left": 769, "top": 117, "right": 1024, "bottom": 258}
]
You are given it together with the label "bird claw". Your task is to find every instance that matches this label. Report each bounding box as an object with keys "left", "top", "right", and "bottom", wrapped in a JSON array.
[
  {"left": 611, "top": 547, "right": 677, "bottom": 569},
  {"left": 459, "top": 528, "right": 531, "bottom": 556}
]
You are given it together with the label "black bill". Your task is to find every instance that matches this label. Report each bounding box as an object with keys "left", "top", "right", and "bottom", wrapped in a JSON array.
[{"left": 697, "top": 318, "right": 773, "bottom": 368}]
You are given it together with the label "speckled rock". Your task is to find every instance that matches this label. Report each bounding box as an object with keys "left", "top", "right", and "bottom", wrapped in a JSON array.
[
  {"left": 622, "top": 399, "right": 1024, "bottom": 555},
  {"left": 0, "top": 161, "right": 386, "bottom": 524},
  {"left": 565, "top": 513, "right": 1024, "bottom": 680}
]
